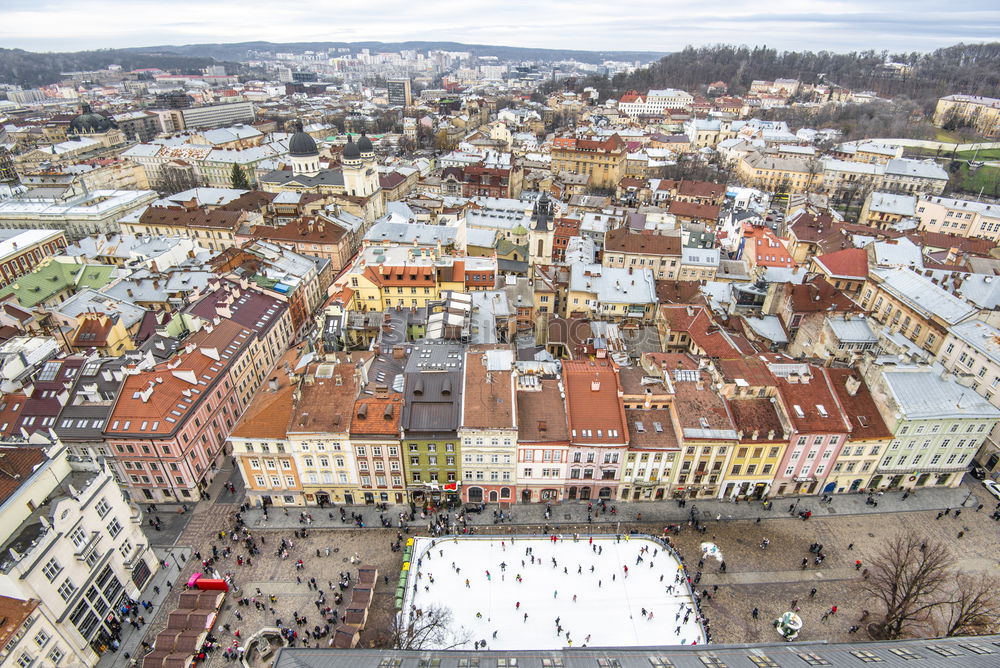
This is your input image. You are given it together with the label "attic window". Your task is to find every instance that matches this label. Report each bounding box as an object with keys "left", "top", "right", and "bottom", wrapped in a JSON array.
[
  {"left": 793, "top": 405, "right": 805, "bottom": 418},
  {"left": 817, "top": 404, "right": 828, "bottom": 418},
  {"left": 635, "top": 421, "right": 645, "bottom": 433}
]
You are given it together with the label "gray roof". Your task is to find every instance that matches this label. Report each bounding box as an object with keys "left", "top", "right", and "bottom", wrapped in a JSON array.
[
  {"left": 868, "top": 192, "right": 916, "bottom": 216},
  {"left": 260, "top": 168, "right": 345, "bottom": 187},
  {"left": 401, "top": 341, "right": 465, "bottom": 434},
  {"left": 274, "top": 635, "right": 1000, "bottom": 668},
  {"left": 826, "top": 316, "right": 877, "bottom": 343},
  {"left": 569, "top": 264, "right": 657, "bottom": 305},
  {"left": 948, "top": 319, "right": 1000, "bottom": 366},
  {"left": 365, "top": 221, "right": 458, "bottom": 246},
  {"left": 872, "top": 268, "right": 976, "bottom": 325},
  {"left": 883, "top": 368, "right": 1000, "bottom": 420},
  {"left": 885, "top": 158, "right": 948, "bottom": 181}
]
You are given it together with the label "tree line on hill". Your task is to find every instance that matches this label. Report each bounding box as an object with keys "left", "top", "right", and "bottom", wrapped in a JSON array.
[
  {"left": 0, "top": 48, "right": 229, "bottom": 88},
  {"left": 552, "top": 43, "right": 1000, "bottom": 113}
]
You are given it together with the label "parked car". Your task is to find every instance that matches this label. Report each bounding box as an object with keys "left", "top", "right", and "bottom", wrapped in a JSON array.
[
  {"left": 969, "top": 465, "right": 987, "bottom": 480},
  {"left": 982, "top": 480, "right": 1000, "bottom": 501}
]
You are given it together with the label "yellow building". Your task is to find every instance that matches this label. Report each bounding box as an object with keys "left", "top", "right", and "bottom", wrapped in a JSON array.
[
  {"left": 720, "top": 397, "right": 788, "bottom": 499},
  {"left": 550, "top": 134, "right": 627, "bottom": 189},
  {"left": 914, "top": 195, "right": 1000, "bottom": 243},
  {"left": 736, "top": 152, "right": 819, "bottom": 192},
  {"left": 933, "top": 95, "right": 1000, "bottom": 138},
  {"left": 860, "top": 267, "right": 977, "bottom": 355}
]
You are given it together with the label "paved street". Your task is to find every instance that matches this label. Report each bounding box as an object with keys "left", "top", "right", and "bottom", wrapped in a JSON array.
[
  {"left": 120, "top": 480, "right": 1000, "bottom": 665},
  {"left": 236, "top": 484, "right": 983, "bottom": 531}
]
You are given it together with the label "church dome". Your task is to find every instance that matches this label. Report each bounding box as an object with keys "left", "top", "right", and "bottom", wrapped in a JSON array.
[
  {"left": 288, "top": 121, "right": 319, "bottom": 157},
  {"left": 357, "top": 133, "right": 374, "bottom": 154},
  {"left": 342, "top": 135, "right": 361, "bottom": 160},
  {"left": 69, "top": 104, "right": 115, "bottom": 134}
]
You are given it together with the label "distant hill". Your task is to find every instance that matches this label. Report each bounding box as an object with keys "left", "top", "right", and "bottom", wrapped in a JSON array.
[
  {"left": 0, "top": 48, "right": 227, "bottom": 88},
  {"left": 117, "top": 40, "right": 666, "bottom": 65}
]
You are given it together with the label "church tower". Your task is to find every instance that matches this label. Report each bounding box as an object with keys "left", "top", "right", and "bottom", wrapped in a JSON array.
[
  {"left": 528, "top": 191, "right": 556, "bottom": 265},
  {"left": 342, "top": 133, "right": 379, "bottom": 198}
]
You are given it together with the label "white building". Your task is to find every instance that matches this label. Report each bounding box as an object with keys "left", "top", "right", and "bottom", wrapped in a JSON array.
[
  {"left": 618, "top": 89, "right": 694, "bottom": 116},
  {"left": 0, "top": 441, "right": 159, "bottom": 666}
]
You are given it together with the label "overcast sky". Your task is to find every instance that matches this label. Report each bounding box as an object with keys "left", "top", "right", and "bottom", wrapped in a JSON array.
[{"left": 2, "top": 0, "right": 998, "bottom": 54}]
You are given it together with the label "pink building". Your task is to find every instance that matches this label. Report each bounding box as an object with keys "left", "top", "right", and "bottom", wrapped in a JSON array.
[
  {"left": 563, "top": 359, "right": 629, "bottom": 501},
  {"left": 105, "top": 283, "right": 291, "bottom": 502},
  {"left": 771, "top": 364, "right": 851, "bottom": 496}
]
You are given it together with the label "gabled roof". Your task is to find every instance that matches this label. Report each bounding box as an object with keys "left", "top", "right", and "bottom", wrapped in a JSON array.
[
  {"left": 813, "top": 248, "right": 868, "bottom": 280},
  {"left": 604, "top": 228, "right": 680, "bottom": 256},
  {"left": 0, "top": 447, "right": 46, "bottom": 505},
  {"left": 563, "top": 358, "right": 628, "bottom": 445}
]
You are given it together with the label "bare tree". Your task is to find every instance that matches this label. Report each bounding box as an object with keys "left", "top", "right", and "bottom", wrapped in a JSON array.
[
  {"left": 390, "top": 604, "right": 470, "bottom": 650},
  {"left": 861, "top": 532, "right": 953, "bottom": 639},
  {"left": 156, "top": 164, "right": 200, "bottom": 195},
  {"left": 939, "top": 573, "right": 1000, "bottom": 637}
]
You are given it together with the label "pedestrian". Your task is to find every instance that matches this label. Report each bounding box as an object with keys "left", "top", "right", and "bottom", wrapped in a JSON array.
[
  {"left": 831, "top": 605, "right": 838, "bottom": 615},
  {"left": 958, "top": 531, "right": 965, "bottom": 539},
  {"left": 752, "top": 607, "right": 759, "bottom": 619},
  {"left": 809, "top": 588, "right": 817, "bottom": 598},
  {"left": 855, "top": 560, "right": 862, "bottom": 570},
  {"left": 847, "top": 543, "right": 853, "bottom": 550}
]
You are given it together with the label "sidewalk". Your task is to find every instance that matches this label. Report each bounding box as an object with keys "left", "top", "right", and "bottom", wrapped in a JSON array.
[
  {"left": 95, "top": 546, "right": 192, "bottom": 668},
  {"left": 238, "top": 485, "right": 984, "bottom": 531}
]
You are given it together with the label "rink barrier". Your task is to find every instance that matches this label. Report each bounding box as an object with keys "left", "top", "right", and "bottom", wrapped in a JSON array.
[{"left": 396, "top": 532, "right": 710, "bottom": 642}]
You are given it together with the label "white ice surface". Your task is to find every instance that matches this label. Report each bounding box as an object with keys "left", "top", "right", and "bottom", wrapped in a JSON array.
[{"left": 401, "top": 535, "right": 706, "bottom": 649}]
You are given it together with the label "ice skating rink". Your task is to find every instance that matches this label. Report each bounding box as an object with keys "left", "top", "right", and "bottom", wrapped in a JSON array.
[{"left": 400, "top": 534, "right": 705, "bottom": 650}]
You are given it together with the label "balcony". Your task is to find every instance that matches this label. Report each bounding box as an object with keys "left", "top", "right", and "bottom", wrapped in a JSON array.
[
  {"left": 123, "top": 542, "right": 147, "bottom": 570},
  {"left": 74, "top": 531, "right": 102, "bottom": 561}
]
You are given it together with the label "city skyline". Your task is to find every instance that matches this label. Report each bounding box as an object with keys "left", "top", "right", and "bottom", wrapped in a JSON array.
[{"left": 2, "top": 0, "right": 999, "bottom": 53}]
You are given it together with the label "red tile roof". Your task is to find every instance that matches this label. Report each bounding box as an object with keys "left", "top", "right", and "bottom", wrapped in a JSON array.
[
  {"left": 826, "top": 368, "right": 892, "bottom": 441},
  {"left": 605, "top": 228, "right": 681, "bottom": 256},
  {"left": 626, "top": 408, "right": 679, "bottom": 450},
  {"left": 462, "top": 351, "right": 515, "bottom": 430},
  {"left": 773, "top": 366, "right": 851, "bottom": 434},
  {"left": 517, "top": 379, "right": 570, "bottom": 442},
  {"left": 726, "top": 397, "right": 786, "bottom": 440},
  {"left": 789, "top": 276, "right": 862, "bottom": 313},
  {"left": 813, "top": 248, "right": 868, "bottom": 279},
  {"left": 107, "top": 319, "right": 254, "bottom": 437},
  {"left": 563, "top": 359, "right": 628, "bottom": 445},
  {"left": 667, "top": 200, "right": 721, "bottom": 221},
  {"left": 0, "top": 447, "right": 46, "bottom": 505}
]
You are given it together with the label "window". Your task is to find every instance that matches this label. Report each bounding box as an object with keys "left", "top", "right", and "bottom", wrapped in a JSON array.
[
  {"left": 849, "top": 650, "right": 883, "bottom": 663},
  {"left": 16, "top": 653, "right": 32, "bottom": 668},
  {"left": 34, "top": 630, "right": 50, "bottom": 647},
  {"left": 796, "top": 653, "right": 830, "bottom": 666},
  {"left": 959, "top": 643, "right": 995, "bottom": 655},
  {"left": 43, "top": 557, "right": 62, "bottom": 582},
  {"left": 95, "top": 497, "right": 111, "bottom": 518},
  {"left": 887, "top": 648, "right": 923, "bottom": 660},
  {"left": 747, "top": 656, "right": 778, "bottom": 668},
  {"left": 925, "top": 645, "right": 961, "bottom": 657},
  {"left": 58, "top": 578, "right": 77, "bottom": 601},
  {"left": 107, "top": 518, "right": 123, "bottom": 538},
  {"left": 48, "top": 646, "right": 64, "bottom": 664}
]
